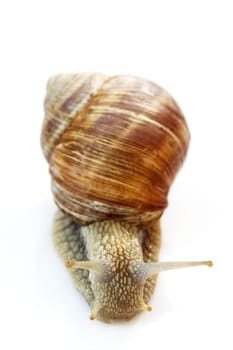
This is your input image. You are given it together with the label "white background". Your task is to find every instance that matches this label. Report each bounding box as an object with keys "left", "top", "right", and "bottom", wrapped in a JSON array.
[{"left": 0, "top": 1, "right": 232, "bottom": 349}]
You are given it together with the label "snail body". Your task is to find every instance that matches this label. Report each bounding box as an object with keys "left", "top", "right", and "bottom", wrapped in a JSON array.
[
  {"left": 41, "top": 73, "right": 212, "bottom": 322},
  {"left": 53, "top": 212, "right": 161, "bottom": 321}
]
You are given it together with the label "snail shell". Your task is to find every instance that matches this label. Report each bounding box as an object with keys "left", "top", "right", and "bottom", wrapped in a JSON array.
[
  {"left": 41, "top": 73, "right": 211, "bottom": 322},
  {"left": 41, "top": 73, "right": 190, "bottom": 226}
]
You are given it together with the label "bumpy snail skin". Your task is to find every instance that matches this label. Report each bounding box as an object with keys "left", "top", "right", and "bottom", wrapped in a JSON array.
[{"left": 53, "top": 210, "right": 161, "bottom": 322}]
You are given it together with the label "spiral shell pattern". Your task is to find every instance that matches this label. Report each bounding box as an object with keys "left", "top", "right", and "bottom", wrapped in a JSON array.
[{"left": 41, "top": 73, "right": 190, "bottom": 225}]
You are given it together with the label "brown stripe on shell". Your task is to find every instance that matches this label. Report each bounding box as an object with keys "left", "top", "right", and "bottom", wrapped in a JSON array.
[
  {"left": 91, "top": 95, "right": 189, "bottom": 150},
  {"left": 50, "top": 116, "right": 170, "bottom": 223},
  {"left": 96, "top": 75, "right": 189, "bottom": 148},
  {"left": 52, "top": 180, "right": 163, "bottom": 226},
  {"left": 50, "top": 140, "right": 168, "bottom": 212},
  {"left": 58, "top": 100, "right": 186, "bottom": 187},
  {"left": 42, "top": 73, "right": 190, "bottom": 225},
  {"left": 41, "top": 72, "right": 107, "bottom": 161}
]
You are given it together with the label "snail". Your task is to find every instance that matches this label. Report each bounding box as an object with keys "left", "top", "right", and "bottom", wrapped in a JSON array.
[{"left": 41, "top": 72, "right": 212, "bottom": 322}]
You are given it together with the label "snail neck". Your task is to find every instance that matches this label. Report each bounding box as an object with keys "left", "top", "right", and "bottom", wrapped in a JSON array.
[
  {"left": 79, "top": 220, "right": 148, "bottom": 320},
  {"left": 81, "top": 220, "right": 143, "bottom": 265}
]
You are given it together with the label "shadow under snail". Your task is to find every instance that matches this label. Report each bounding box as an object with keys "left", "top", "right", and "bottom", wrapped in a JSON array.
[{"left": 41, "top": 72, "right": 212, "bottom": 322}]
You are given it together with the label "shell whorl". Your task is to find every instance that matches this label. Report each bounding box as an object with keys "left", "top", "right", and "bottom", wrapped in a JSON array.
[
  {"left": 41, "top": 73, "right": 107, "bottom": 161},
  {"left": 41, "top": 73, "right": 190, "bottom": 225}
]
